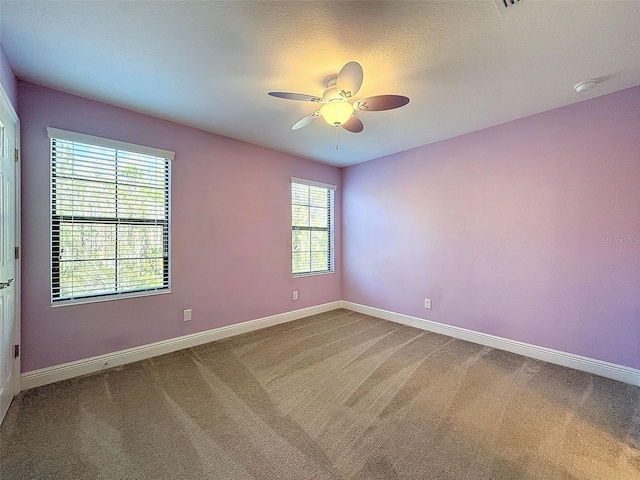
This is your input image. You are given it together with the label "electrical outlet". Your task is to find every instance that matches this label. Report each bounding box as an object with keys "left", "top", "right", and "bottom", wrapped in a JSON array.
[
  {"left": 424, "top": 298, "right": 431, "bottom": 309},
  {"left": 293, "top": 291, "right": 299, "bottom": 300},
  {"left": 183, "top": 309, "right": 192, "bottom": 321}
]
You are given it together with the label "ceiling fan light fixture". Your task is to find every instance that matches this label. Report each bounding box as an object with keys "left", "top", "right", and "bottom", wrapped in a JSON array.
[
  {"left": 268, "top": 61, "right": 409, "bottom": 133},
  {"left": 320, "top": 100, "right": 354, "bottom": 126}
]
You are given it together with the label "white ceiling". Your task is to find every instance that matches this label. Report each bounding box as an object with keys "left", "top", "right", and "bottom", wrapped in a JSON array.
[{"left": 2, "top": 1, "right": 640, "bottom": 167}]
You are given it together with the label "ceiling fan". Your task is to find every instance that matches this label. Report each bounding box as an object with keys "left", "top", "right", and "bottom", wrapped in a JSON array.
[{"left": 268, "top": 61, "right": 410, "bottom": 133}]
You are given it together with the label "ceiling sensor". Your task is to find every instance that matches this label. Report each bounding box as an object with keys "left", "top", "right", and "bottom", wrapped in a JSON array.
[{"left": 574, "top": 81, "right": 597, "bottom": 93}]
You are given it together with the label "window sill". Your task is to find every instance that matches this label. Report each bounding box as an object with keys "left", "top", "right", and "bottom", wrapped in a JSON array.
[
  {"left": 292, "top": 270, "right": 335, "bottom": 279},
  {"left": 51, "top": 288, "right": 171, "bottom": 307}
]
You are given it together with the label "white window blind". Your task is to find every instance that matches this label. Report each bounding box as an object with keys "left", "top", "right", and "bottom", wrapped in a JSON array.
[
  {"left": 291, "top": 178, "right": 335, "bottom": 276},
  {"left": 48, "top": 128, "right": 172, "bottom": 303}
]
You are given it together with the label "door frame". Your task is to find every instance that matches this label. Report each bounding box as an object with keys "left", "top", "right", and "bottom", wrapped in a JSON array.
[{"left": 0, "top": 81, "right": 21, "bottom": 399}]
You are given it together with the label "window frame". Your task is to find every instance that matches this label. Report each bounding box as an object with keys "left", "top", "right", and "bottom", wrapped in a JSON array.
[
  {"left": 291, "top": 177, "right": 336, "bottom": 277},
  {"left": 47, "top": 127, "right": 173, "bottom": 305}
]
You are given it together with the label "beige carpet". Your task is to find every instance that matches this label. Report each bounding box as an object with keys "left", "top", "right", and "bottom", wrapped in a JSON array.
[{"left": 1, "top": 309, "right": 639, "bottom": 479}]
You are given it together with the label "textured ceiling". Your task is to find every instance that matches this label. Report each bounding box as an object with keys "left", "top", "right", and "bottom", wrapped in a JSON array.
[{"left": 2, "top": 1, "right": 640, "bottom": 167}]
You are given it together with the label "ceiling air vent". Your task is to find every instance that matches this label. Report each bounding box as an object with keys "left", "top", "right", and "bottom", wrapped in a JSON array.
[{"left": 495, "top": 0, "right": 524, "bottom": 13}]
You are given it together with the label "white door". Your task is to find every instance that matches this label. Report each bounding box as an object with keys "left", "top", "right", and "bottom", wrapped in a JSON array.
[{"left": 0, "top": 87, "right": 18, "bottom": 425}]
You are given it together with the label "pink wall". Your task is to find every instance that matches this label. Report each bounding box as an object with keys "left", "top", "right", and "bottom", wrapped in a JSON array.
[
  {"left": 19, "top": 81, "right": 341, "bottom": 372},
  {"left": 18, "top": 79, "right": 640, "bottom": 373},
  {"left": 0, "top": 42, "right": 17, "bottom": 110},
  {"left": 343, "top": 86, "right": 640, "bottom": 369}
]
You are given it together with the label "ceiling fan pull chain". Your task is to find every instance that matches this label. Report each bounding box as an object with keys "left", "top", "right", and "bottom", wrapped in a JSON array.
[{"left": 336, "top": 126, "right": 340, "bottom": 150}]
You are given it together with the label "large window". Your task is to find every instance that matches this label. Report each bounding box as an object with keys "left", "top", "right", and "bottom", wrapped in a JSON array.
[
  {"left": 291, "top": 178, "right": 335, "bottom": 276},
  {"left": 48, "top": 128, "right": 172, "bottom": 304}
]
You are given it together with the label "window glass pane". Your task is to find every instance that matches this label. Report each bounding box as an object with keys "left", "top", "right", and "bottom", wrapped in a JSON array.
[
  {"left": 54, "top": 178, "right": 116, "bottom": 217},
  {"left": 117, "top": 225, "right": 164, "bottom": 258},
  {"left": 309, "top": 186, "right": 328, "bottom": 207},
  {"left": 54, "top": 142, "right": 116, "bottom": 182},
  {"left": 292, "top": 205, "right": 309, "bottom": 227},
  {"left": 311, "top": 231, "right": 328, "bottom": 251},
  {"left": 59, "top": 223, "right": 116, "bottom": 260},
  {"left": 117, "top": 184, "right": 166, "bottom": 219},
  {"left": 292, "top": 183, "right": 309, "bottom": 205},
  {"left": 292, "top": 230, "right": 311, "bottom": 254},
  {"left": 117, "top": 152, "right": 166, "bottom": 188},
  {"left": 292, "top": 252, "right": 311, "bottom": 274},
  {"left": 311, "top": 251, "right": 328, "bottom": 272},
  {"left": 59, "top": 259, "right": 116, "bottom": 298},
  {"left": 309, "top": 206, "right": 327, "bottom": 228},
  {"left": 117, "top": 258, "right": 164, "bottom": 291}
]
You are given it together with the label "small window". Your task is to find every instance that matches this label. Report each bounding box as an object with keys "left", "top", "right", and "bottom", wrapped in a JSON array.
[
  {"left": 291, "top": 178, "right": 335, "bottom": 276},
  {"left": 48, "top": 128, "right": 173, "bottom": 304}
]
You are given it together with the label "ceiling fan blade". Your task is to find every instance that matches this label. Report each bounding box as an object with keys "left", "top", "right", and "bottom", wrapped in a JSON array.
[
  {"left": 292, "top": 111, "right": 320, "bottom": 130},
  {"left": 269, "top": 92, "right": 323, "bottom": 103},
  {"left": 341, "top": 115, "right": 364, "bottom": 133},
  {"left": 354, "top": 95, "right": 410, "bottom": 111},
  {"left": 337, "top": 62, "right": 364, "bottom": 99}
]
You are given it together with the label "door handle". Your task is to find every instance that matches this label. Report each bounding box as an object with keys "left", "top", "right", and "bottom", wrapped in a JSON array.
[{"left": 0, "top": 278, "right": 14, "bottom": 289}]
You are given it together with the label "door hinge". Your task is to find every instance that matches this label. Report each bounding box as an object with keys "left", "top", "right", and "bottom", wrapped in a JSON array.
[
  {"left": 14, "top": 344, "right": 19, "bottom": 358},
  {"left": 14, "top": 148, "right": 19, "bottom": 162},
  {"left": 14, "top": 246, "right": 19, "bottom": 259}
]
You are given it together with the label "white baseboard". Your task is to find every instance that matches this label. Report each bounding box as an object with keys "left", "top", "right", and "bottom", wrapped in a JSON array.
[
  {"left": 342, "top": 301, "right": 640, "bottom": 387},
  {"left": 20, "top": 301, "right": 342, "bottom": 390},
  {"left": 21, "top": 300, "right": 640, "bottom": 390}
]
